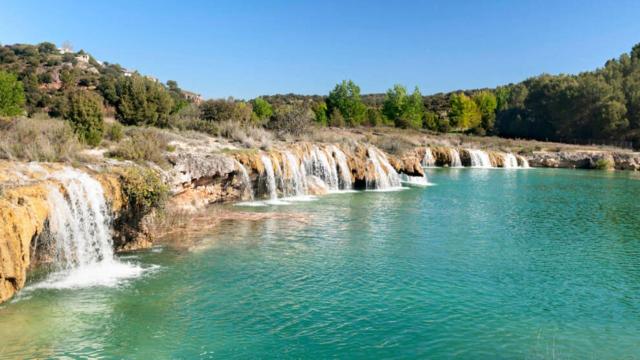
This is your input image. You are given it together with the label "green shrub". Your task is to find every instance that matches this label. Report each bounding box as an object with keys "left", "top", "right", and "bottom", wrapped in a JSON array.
[
  {"left": 64, "top": 90, "right": 104, "bottom": 146},
  {"left": 0, "top": 70, "right": 25, "bottom": 116},
  {"left": 120, "top": 167, "right": 168, "bottom": 215},
  {"left": 595, "top": 158, "right": 614, "bottom": 170},
  {"left": 105, "top": 122, "right": 124, "bottom": 142}
]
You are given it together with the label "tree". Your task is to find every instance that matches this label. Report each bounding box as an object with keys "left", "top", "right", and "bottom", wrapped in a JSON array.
[
  {"left": 114, "top": 75, "right": 174, "bottom": 126},
  {"left": 0, "top": 71, "right": 25, "bottom": 116},
  {"left": 365, "top": 108, "right": 383, "bottom": 127},
  {"left": 166, "top": 80, "right": 188, "bottom": 113},
  {"left": 473, "top": 91, "right": 497, "bottom": 133},
  {"left": 267, "top": 104, "right": 313, "bottom": 136},
  {"left": 382, "top": 85, "right": 424, "bottom": 129},
  {"left": 251, "top": 97, "right": 273, "bottom": 121},
  {"left": 37, "top": 42, "right": 57, "bottom": 55},
  {"left": 200, "top": 98, "right": 236, "bottom": 122},
  {"left": 312, "top": 101, "right": 328, "bottom": 126},
  {"left": 326, "top": 80, "right": 366, "bottom": 126},
  {"left": 64, "top": 90, "right": 104, "bottom": 146},
  {"left": 328, "top": 107, "right": 345, "bottom": 127},
  {"left": 449, "top": 93, "right": 481, "bottom": 130},
  {"left": 424, "top": 111, "right": 438, "bottom": 130}
]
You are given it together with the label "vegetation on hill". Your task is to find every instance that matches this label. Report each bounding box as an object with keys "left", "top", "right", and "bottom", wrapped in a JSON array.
[{"left": 1, "top": 41, "right": 640, "bottom": 151}]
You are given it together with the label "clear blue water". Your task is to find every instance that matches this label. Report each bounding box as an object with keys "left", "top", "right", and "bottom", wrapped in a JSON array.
[{"left": 1, "top": 169, "right": 640, "bottom": 359}]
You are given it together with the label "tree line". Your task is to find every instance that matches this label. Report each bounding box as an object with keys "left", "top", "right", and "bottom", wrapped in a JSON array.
[{"left": 2, "top": 42, "right": 640, "bottom": 148}]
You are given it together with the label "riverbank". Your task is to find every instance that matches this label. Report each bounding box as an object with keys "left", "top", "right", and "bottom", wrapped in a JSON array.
[{"left": 1, "top": 126, "right": 639, "bottom": 302}]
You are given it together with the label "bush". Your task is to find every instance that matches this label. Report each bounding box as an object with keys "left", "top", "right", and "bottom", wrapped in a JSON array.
[
  {"left": 64, "top": 90, "right": 104, "bottom": 146},
  {"left": 251, "top": 98, "right": 273, "bottom": 122},
  {"left": 267, "top": 105, "right": 313, "bottom": 137},
  {"left": 108, "top": 127, "right": 169, "bottom": 167},
  {"left": 200, "top": 99, "right": 235, "bottom": 122},
  {"left": 105, "top": 122, "right": 124, "bottom": 142},
  {"left": 0, "top": 70, "right": 25, "bottom": 116},
  {"left": 595, "top": 158, "right": 614, "bottom": 170},
  {"left": 120, "top": 167, "right": 168, "bottom": 216},
  {"left": 0, "top": 117, "right": 84, "bottom": 162}
]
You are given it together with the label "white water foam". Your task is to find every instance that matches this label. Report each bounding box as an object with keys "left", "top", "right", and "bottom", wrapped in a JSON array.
[
  {"left": 366, "top": 147, "right": 402, "bottom": 190},
  {"left": 422, "top": 148, "right": 436, "bottom": 167},
  {"left": 400, "top": 174, "right": 434, "bottom": 187},
  {"left": 502, "top": 153, "right": 519, "bottom": 169},
  {"left": 450, "top": 149, "right": 463, "bottom": 168},
  {"left": 33, "top": 168, "right": 150, "bottom": 290},
  {"left": 468, "top": 149, "right": 493, "bottom": 168}
]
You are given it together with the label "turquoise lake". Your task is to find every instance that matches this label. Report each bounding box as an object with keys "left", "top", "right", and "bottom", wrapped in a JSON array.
[{"left": 1, "top": 168, "right": 640, "bottom": 359}]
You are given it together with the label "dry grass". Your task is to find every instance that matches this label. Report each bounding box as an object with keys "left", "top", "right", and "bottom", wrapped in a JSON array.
[
  {"left": 216, "top": 121, "right": 273, "bottom": 150},
  {"left": 107, "top": 127, "right": 170, "bottom": 167},
  {"left": 0, "top": 117, "right": 85, "bottom": 162}
]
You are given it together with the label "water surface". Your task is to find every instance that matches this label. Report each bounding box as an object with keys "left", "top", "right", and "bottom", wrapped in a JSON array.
[{"left": 2, "top": 169, "right": 640, "bottom": 359}]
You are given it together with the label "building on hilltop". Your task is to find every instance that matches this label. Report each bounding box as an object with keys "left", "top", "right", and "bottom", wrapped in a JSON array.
[
  {"left": 75, "top": 54, "right": 90, "bottom": 63},
  {"left": 183, "top": 91, "right": 203, "bottom": 105}
]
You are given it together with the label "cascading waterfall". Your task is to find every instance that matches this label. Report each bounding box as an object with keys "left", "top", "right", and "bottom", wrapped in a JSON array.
[
  {"left": 366, "top": 147, "right": 401, "bottom": 190},
  {"left": 305, "top": 146, "right": 340, "bottom": 190},
  {"left": 450, "top": 149, "right": 462, "bottom": 168},
  {"left": 400, "top": 173, "right": 431, "bottom": 187},
  {"left": 422, "top": 148, "right": 436, "bottom": 167},
  {"left": 503, "top": 153, "right": 519, "bottom": 169},
  {"left": 260, "top": 156, "right": 278, "bottom": 200},
  {"left": 520, "top": 157, "right": 530, "bottom": 168},
  {"left": 283, "top": 151, "right": 307, "bottom": 196},
  {"left": 47, "top": 169, "right": 113, "bottom": 268},
  {"left": 235, "top": 161, "right": 254, "bottom": 199},
  {"left": 329, "top": 145, "right": 352, "bottom": 190},
  {"left": 468, "top": 149, "right": 493, "bottom": 168},
  {"left": 37, "top": 168, "right": 144, "bottom": 289}
]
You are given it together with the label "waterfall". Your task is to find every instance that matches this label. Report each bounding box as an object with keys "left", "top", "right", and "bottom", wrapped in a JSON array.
[
  {"left": 468, "top": 150, "right": 493, "bottom": 168},
  {"left": 35, "top": 167, "right": 144, "bottom": 290},
  {"left": 503, "top": 153, "right": 519, "bottom": 168},
  {"left": 235, "top": 161, "right": 254, "bottom": 199},
  {"left": 400, "top": 173, "right": 431, "bottom": 187},
  {"left": 520, "top": 157, "right": 530, "bottom": 168},
  {"left": 260, "top": 156, "right": 278, "bottom": 200},
  {"left": 47, "top": 169, "right": 113, "bottom": 268},
  {"left": 366, "top": 147, "right": 401, "bottom": 190},
  {"left": 329, "top": 145, "right": 352, "bottom": 190},
  {"left": 422, "top": 148, "right": 436, "bottom": 167},
  {"left": 305, "top": 146, "right": 339, "bottom": 190},
  {"left": 450, "top": 149, "right": 462, "bottom": 168},
  {"left": 283, "top": 151, "right": 307, "bottom": 196}
]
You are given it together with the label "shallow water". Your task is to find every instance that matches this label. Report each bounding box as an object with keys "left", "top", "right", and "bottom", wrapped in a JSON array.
[{"left": 2, "top": 169, "right": 640, "bottom": 359}]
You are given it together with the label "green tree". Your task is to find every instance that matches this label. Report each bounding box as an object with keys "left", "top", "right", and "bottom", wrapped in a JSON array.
[
  {"left": 326, "top": 80, "right": 366, "bottom": 126},
  {"left": 64, "top": 90, "right": 104, "bottom": 146},
  {"left": 200, "top": 98, "right": 236, "bottom": 122},
  {"left": 382, "top": 85, "right": 425, "bottom": 129},
  {"left": 312, "top": 101, "right": 328, "bottom": 126},
  {"left": 328, "top": 107, "right": 345, "bottom": 127},
  {"left": 251, "top": 97, "right": 273, "bottom": 121},
  {"left": 365, "top": 108, "right": 383, "bottom": 127},
  {"left": 473, "top": 91, "right": 497, "bottom": 132},
  {"left": 424, "top": 111, "right": 438, "bottom": 130},
  {"left": 0, "top": 71, "right": 25, "bottom": 116},
  {"left": 114, "top": 75, "right": 174, "bottom": 126},
  {"left": 449, "top": 93, "right": 481, "bottom": 130}
]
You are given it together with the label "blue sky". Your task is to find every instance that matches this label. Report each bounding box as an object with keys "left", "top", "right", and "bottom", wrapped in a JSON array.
[{"left": 1, "top": 0, "right": 639, "bottom": 99}]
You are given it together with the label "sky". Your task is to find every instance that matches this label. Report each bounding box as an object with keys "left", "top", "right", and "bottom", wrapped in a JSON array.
[{"left": 1, "top": 0, "right": 640, "bottom": 99}]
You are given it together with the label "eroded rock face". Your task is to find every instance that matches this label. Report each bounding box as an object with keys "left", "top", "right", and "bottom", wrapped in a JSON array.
[
  {"left": 164, "top": 152, "right": 245, "bottom": 211},
  {"left": 526, "top": 151, "right": 632, "bottom": 170},
  {"left": 0, "top": 184, "right": 49, "bottom": 302}
]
